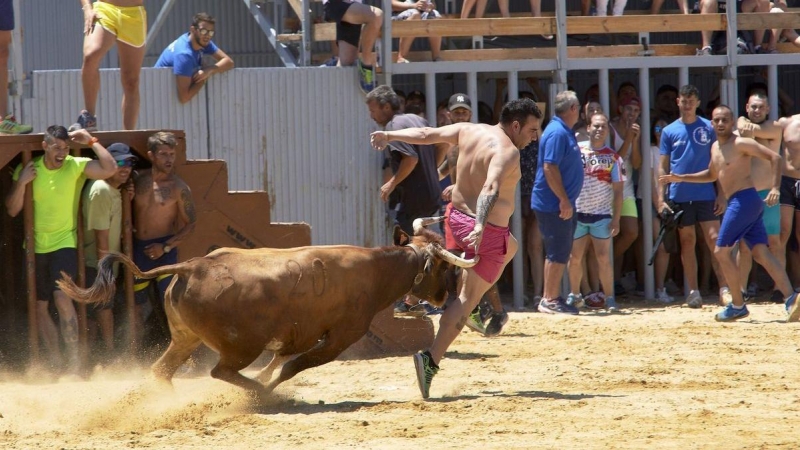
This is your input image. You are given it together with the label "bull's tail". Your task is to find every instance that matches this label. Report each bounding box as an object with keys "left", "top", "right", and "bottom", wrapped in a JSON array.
[{"left": 56, "top": 252, "right": 192, "bottom": 304}]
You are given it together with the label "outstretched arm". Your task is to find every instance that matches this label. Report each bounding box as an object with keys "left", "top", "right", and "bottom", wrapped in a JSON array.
[
  {"left": 659, "top": 159, "right": 717, "bottom": 184},
  {"left": 370, "top": 123, "right": 467, "bottom": 149}
]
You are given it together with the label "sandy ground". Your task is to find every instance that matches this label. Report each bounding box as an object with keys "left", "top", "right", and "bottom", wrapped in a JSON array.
[{"left": 1, "top": 296, "right": 799, "bottom": 449}]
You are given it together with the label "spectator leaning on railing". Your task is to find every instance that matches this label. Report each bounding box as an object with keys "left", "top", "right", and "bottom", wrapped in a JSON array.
[{"left": 391, "top": 0, "right": 442, "bottom": 63}]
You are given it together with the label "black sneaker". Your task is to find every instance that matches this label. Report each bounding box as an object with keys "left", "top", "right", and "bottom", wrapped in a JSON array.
[
  {"left": 484, "top": 310, "right": 509, "bottom": 337},
  {"left": 413, "top": 351, "right": 439, "bottom": 399},
  {"left": 538, "top": 297, "right": 579, "bottom": 315}
]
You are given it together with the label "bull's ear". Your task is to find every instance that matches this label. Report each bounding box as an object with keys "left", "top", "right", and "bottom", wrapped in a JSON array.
[{"left": 393, "top": 225, "right": 410, "bottom": 246}]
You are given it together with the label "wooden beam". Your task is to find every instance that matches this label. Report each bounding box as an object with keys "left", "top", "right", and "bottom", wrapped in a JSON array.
[
  {"left": 287, "top": 0, "right": 304, "bottom": 18},
  {"left": 391, "top": 44, "right": 699, "bottom": 62},
  {"left": 277, "top": 33, "right": 303, "bottom": 42},
  {"left": 391, "top": 17, "right": 555, "bottom": 38},
  {"left": 566, "top": 14, "right": 727, "bottom": 34},
  {"left": 737, "top": 12, "right": 800, "bottom": 31},
  {"left": 313, "top": 22, "right": 336, "bottom": 41}
]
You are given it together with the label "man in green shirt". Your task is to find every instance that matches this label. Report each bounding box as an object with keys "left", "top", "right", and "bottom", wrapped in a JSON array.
[
  {"left": 83, "top": 143, "right": 136, "bottom": 359},
  {"left": 5, "top": 125, "right": 116, "bottom": 374}
]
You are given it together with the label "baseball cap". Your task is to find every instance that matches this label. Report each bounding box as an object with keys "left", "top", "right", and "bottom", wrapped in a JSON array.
[
  {"left": 107, "top": 143, "right": 138, "bottom": 162},
  {"left": 448, "top": 93, "right": 472, "bottom": 111},
  {"left": 620, "top": 96, "right": 641, "bottom": 108}
]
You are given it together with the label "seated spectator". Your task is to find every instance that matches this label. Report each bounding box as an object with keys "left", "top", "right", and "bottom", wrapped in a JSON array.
[
  {"left": 698, "top": 0, "right": 770, "bottom": 56},
  {"left": 461, "top": 0, "right": 488, "bottom": 19},
  {"left": 529, "top": 0, "right": 552, "bottom": 39},
  {"left": 650, "top": 0, "right": 691, "bottom": 14},
  {"left": 765, "top": 2, "right": 800, "bottom": 54},
  {"left": 154, "top": 13, "right": 234, "bottom": 104},
  {"left": 405, "top": 90, "right": 426, "bottom": 117},
  {"left": 567, "top": 113, "right": 624, "bottom": 313},
  {"left": 392, "top": 0, "right": 441, "bottom": 63},
  {"left": 582, "top": 0, "right": 629, "bottom": 16},
  {"left": 322, "top": 0, "right": 383, "bottom": 92}
]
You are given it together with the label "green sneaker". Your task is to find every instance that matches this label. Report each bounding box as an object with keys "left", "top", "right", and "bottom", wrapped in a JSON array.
[
  {"left": 413, "top": 351, "right": 438, "bottom": 399},
  {"left": 0, "top": 115, "right": 32, "bottom": 135},
  {"left": 357, "top": 59, "right": 375, "bottom": 94},
  {"left": 465, "top": 306, "right": 487, "bottom": 335}
]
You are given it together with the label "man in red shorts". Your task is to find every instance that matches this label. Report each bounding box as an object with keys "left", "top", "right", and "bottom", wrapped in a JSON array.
[{"left": 371, "top": 97, "right": 542, "bottom": 399}]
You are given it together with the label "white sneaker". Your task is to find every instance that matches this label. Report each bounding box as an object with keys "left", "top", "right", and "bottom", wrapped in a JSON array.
[
  {"left": 566, "top": 293, "right": 584, "bottom": 308},
  {"left": 686, "top": 290, "right": 703, "bottom": 309},
  {"left": 655, "top": 288, "right": 675, "bottom": 304}
]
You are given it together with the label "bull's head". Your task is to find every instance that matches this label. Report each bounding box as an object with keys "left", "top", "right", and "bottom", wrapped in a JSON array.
[{"left": 392, "top": 217, "right": 479, "bottom": 307}]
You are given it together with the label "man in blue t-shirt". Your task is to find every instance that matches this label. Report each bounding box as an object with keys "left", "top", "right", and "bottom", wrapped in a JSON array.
[
  {"left": 155, "top": 12, "right": 234, "bottom": 104},
  {"left": 531, "top": 90, "right": 584, "bottom": 315},
  {"left": 658, "top": 84, "right": 728, "bottom": 308}
]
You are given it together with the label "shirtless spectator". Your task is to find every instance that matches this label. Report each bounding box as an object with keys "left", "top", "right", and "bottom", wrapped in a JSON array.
[
  {"left": 370, "top": 98, "right": 541, "bottom": 399},
  {"left": 439, "top": 93, "right": 510, "bottom": 337},
  {"left": 154, "top": 13, "right": 234, "bottom": 104},
  {"left": 736, "top": 93, "right": 784, "bottom": 302},
  {"left": 78, "top": 0, "right": 147, "bottom": 130},
  {"left": 132, "top": 132, "right": 197, "bottom": 335},
  {"left": 661, "top": 105, "right": 799, "bottom": 322},
  {"left": 322, "top": 0, "right": 383, "bottom": 92},
  {"left": 775, "top": 113, "right": 800, "bottom": 291},
  {"left": 5, "top": 126, "right": 117, "bottom": 373}
]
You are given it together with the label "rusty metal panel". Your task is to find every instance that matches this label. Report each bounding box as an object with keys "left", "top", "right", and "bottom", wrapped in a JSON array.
[
  {"left": 23, "top": 68, "right": 209, "bottom": 160},
  {"left": 207, "top": 67, "right": 390, "bottom": 246}
]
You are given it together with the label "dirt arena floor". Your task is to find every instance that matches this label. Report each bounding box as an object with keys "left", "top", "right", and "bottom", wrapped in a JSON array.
[{"left": 1, "top": 294, "right": 798, "bottom": 449}]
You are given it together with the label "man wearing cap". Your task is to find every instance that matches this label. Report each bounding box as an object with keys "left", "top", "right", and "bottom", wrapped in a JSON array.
[
  {"left": 609, "top": 94, "right": 641, "bottom": 291},
  {"left": 82, "top": 143, "right": 137, "bottom": 357},
  {"left": 439, "top": 93, "right": 509, "bottom": 337},
  {"left": 5, "top": 126, "right": 117, "bottom": 374}
]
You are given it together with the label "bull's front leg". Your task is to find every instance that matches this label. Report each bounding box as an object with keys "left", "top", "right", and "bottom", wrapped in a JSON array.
[{"left": 255, "top": 353, "right": 295, "bottom": 384}]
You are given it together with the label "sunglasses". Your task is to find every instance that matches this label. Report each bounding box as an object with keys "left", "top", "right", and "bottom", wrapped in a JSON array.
[
  {"left": 116, "top": 159, "right": 135, "bottom": 168},
  {"left": 196, "top": 27, "right": 215, "bottom": 37}
]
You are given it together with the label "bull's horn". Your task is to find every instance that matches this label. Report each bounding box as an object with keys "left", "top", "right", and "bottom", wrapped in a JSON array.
[
  {"left": 413, "top": 216, "right": 446, "bottom": 234},
  {"left": 430, "top": 243, "right": 479, "bottom": 268}
]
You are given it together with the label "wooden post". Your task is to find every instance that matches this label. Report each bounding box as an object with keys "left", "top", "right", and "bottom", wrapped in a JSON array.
[
  {"left": 122, "top": 183, "right": 137, "bottom": 353},
  {"left": 22, "top": 150, "right": 38, "bottom": 364}
]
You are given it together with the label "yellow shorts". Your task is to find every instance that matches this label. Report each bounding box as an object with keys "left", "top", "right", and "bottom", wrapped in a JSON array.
[
  {"left": 93, "top": 1, "right": 147, "bottom": 48},
  {"left": 621, "top": 197, "right": 638, "bottom": 218}
]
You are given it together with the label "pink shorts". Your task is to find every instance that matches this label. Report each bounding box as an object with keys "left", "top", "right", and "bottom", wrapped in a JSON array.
[
  {"left": 443, "top": 203, "right": 457, "bottom": 251},
  {"left": 448, "top": 207, "right": 510, "bottom": 283}
]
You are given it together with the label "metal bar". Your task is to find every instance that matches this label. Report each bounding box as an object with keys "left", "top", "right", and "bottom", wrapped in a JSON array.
[
  {"left": 382, "top": 0, "right": 393, "bottom": 87},
  {"left": 599, "top": 69, "right": 610, "bottom": 118},
  {"left": 22, "top": 150, "right": 38, "bottom": 364},
  {"left": 639, "top": 67, "right": 654, "bottom": 300},
  {"left": 554, "top": 0, "right": 568, "bottom": 89},
  {"left": 144, "top": 0, "right": 178, "bottom": 50},
  {"left": 679, "top": 66, "right": 689, "bottom": 88},
  {"left": 243, "top": 0, "right": 298, "bottom": 68},
  {"left": 768, "top": 65, "right": 778, "bottom": 121},
  {"left": 467, "top": 72, "right": 478, "bottom": 124},
  {"left": 506, "top": 72, "right": 525, "bottom": 311},
  {"left": 425, "top": 73, "right": 436, "bottom": 125},
  {"left": 301, "top": 0, "right": 311, "bottom": 66}
]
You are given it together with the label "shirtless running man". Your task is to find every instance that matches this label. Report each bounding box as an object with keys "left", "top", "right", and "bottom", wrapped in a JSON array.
[
  {"left": 736, "top": 93, "right": 784, "bottom": 301},
  {"left": 775, "top": 113, "right": 800, "bottom": 288},
  {"left": 132, "top": 132, "right": 196, "bottom": 334},
  {"left": 371, "top": 97, "right": 542, "bottom": 398},
  {"left": 661, "top": 105, "right": 800, "bottom": 323}
]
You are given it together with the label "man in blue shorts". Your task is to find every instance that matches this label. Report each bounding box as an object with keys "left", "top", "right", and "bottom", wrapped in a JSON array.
[
  {"left": 658, "top": 85, "right": 728, "bottom": 308},
  {"left": 532, "top": 90, "right": 584, "bottom": 315},
  {"left": 155, "top": 12, "right": 234, "bottom": 104},
  {"left": 661, "top": 105, "right": 799, "bottom": 322}
]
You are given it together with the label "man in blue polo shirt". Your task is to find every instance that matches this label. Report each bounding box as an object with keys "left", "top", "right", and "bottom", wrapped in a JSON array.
[
  {"left": 658, "top": 84, "right": 728, "bottom": 308},
  {"left": 532, "top": 90, "right": 584, "bottom": 315},
  {"left": 155, "top": 12, "right": 234, "bottom": 104}
]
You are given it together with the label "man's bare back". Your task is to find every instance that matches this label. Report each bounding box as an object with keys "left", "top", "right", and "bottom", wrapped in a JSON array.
[
  {"left": 133, "top": 169, "right": 193, "bottom": 240},
  {"left": 450, "top": 123, "right": 520, "bottom": 227},
  {"left": 777, "top": 114, "right": 800, "bottom": 179}
]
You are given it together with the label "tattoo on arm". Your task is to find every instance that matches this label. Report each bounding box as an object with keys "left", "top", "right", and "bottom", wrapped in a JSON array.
[
  {"left": 475, "top": 193, "right": 498, "bottom": 228},
  {"left": 182, "top": 188, "right": 197, "bottom": 223}
]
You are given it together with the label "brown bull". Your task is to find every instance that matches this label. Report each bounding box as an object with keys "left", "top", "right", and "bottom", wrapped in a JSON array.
[{"left": 57, "top": 218, "right": 476, "bottom": 398}]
